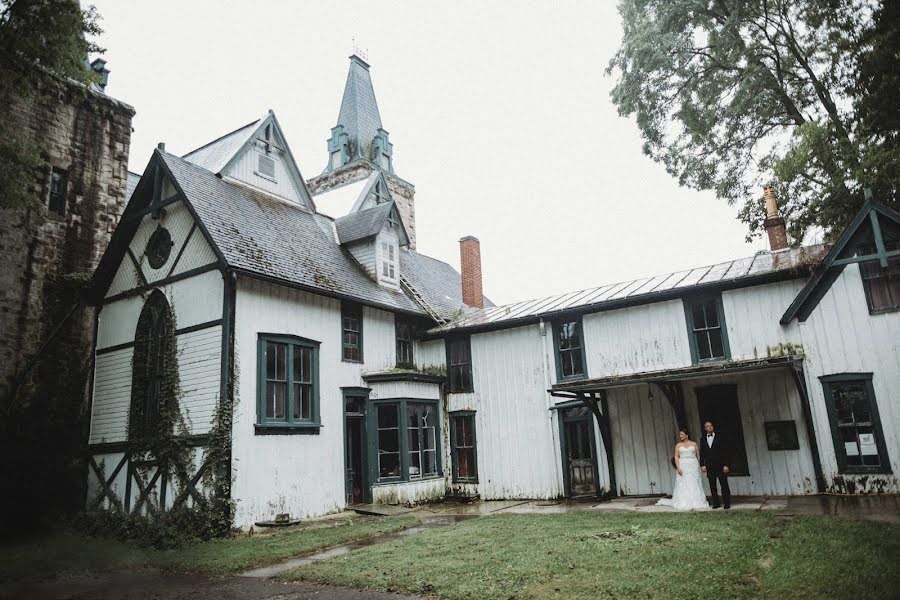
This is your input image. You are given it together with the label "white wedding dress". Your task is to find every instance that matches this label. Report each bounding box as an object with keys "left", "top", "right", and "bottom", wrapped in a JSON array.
[{"left": 656, "top": 446, "right": 710, "bottom": 511}]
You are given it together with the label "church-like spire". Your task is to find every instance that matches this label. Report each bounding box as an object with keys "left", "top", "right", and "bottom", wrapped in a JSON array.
[{"left": 326, "top": 54, "right": 393, "bottom": 173}]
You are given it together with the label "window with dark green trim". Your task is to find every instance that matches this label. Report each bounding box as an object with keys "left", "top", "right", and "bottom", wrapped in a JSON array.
[
  {"left": 257, "top": 334, "right": 320, "bottom": 431},
  {"left": 684, "top": 295, "right": 730, "bottom": 362},
  {"left": 450, "top": 412, "right": 477, "bottom": 483},
  {"left": 553, "top": 319, "right": 586, "bottom": 380},
  {"left": 821, "top": 374, "right": 891, "bottom": 474},
  {"left": 859, "top": 242, "right": 900, "bottom": 313},
  {"left": 395, "top": 316, "right": 414, "bottom": 368},
  {"left": 369, "top": 399, "right": 441, "bottom": 483},
  {"left": 341, "top": 302, "right": 363, "bottom": 362},
  {"left": 447, "top": 337, "right": 473, "bottom": 393}
]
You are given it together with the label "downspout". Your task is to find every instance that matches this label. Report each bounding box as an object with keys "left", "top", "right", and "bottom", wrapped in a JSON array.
[{"left": 539, "top": 318, "right": 565, "bottom": 498}]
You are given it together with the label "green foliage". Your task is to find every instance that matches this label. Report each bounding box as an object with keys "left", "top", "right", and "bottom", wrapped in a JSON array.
[
  {"left": 286, "top": 512, "right": 900, "bottom": 599},
  {"left": 0, "top": 0, "right": 104, "bottom": 210},
  {"left": 608, "top": 0, "right": 899, "bottom": 242}
]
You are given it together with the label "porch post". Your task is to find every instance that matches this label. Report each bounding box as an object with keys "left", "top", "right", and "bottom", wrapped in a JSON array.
[
  {"left": 657, "top": 381, "right": 687, "bottom": 429},
  {"left": 790, "top": 363, "right": 826, "bottom": 493},
  {"left": 580, "top": 391, "right": 617, "bottom": 497}
]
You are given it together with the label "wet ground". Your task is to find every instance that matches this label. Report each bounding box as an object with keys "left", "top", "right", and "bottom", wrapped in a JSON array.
[{"left": 4, "top": 495, "right": 897, "bottom": 599}]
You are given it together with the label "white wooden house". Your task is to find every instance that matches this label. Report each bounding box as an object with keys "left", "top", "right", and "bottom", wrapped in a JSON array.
[{"left": 86, "top": 55, "right": 900, "bottom": 529}]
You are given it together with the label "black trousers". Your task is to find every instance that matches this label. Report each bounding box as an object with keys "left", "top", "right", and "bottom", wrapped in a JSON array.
[{"left": 707, "top": 470, "right": 730, "bottom": 507}]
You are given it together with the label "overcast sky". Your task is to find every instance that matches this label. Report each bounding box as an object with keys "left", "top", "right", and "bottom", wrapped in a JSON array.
[{"left": 92, "top": 0, "right": 769, "bottom": 306}]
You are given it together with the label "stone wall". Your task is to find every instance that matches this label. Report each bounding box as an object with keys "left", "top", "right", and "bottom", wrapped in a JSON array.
[
  {"left": 307, "top": 158, "right": 417, "bottom": 249},
  {"left": 0, "top": 80, "right": 134, "bottom": 404}
]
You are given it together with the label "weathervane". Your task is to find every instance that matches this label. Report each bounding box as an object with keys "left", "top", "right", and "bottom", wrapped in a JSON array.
[{"left": 351, "top": 37, "right": 369, "bottom": 61}]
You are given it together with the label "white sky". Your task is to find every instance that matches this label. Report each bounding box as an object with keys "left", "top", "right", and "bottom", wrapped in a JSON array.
[{"left": 92, "top": 0, "right": 768, "bottom": 306}]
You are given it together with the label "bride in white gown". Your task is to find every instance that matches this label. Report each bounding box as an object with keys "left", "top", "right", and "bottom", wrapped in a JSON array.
[{"left": 656, "top": 429, "right": 710, "bottom": 511}]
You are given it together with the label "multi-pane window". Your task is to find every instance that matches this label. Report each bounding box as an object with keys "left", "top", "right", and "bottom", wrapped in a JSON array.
[
  {"left": 451, "top": 412, "right": 477, "bottom": 483},
  {"left": 821, "top": 375, "right": 890, "bottom": 473},
  {"left": 554, "top": 319, "right": 585, "bottom": 380},
  {"left": 395, "top": 316, "right": 414, "bottom": 367},
  {"left": 381, "top": 242, "right": 396, "bottom": 279},
  {"left": 685, "top": 296, "right": 729, "bottom": 362},
  {"left": 130, "top": 290, "right": 172, "bottom": 441},
  {"left": 48, "top": 167, "right": 68, "bottom": 218},
  {"left": 377, "top": 404, "right": 401, "bottom": 479},
  {"left": 860, "top": 243, "right": 900, "bottom": 313},
  {"left": 448, "top": 337, "right": 473, "bottom": 393},
  {"left": 372, "top": 400, "right": 441, "bottom": 482},
  {"left": 408, "top": 403, "right": 437, "bottom": 479},
  {"left": 257, "top": 334, "right": 319, "bottom": 429},
  {"left": 342, "top": 303, "right": 363, "bottom": 362}
]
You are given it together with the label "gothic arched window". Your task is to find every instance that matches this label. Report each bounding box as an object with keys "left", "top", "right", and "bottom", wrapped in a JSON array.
[{"left": 129, "top": 289, "right": 173, "bottom": 441}]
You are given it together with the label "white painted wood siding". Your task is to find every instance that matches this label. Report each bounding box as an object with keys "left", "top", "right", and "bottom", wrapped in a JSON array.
[
  {"left": 796, "top": 266, "right": 900, "bottom": 492},
  {"left": 178, "top": 326, "right": 223, "bottom": 435},
  {"left": 722, "top": 280, "right": 804, "bottom": 359},
  {"left": 346, "top": 240, "right": 376, "bottom": 278},
  {"left": 224, "top": 146, "right": 305, "bottom": 205},
  {"left": 462, "top": 324, "right": 563, "bottom": 500},
  {"left": 230, "top": 278, "right": 401, "bottom": 527},
  {"left": 369, "top": 381, "right": 441, "bottom": 401},
  {"left": 581, "top": 300, "right": 692, "bottom": 379},
  {"left": 89, "top": 349, "right": 133, "bottom": 444},
  {"left": 417, "top": 339, "right": 446, "bottom": 370}
]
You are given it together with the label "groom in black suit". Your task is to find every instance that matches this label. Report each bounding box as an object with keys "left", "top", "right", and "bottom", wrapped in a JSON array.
[{"left": 700, "top": 420, "right": 731, "bottom": 509}]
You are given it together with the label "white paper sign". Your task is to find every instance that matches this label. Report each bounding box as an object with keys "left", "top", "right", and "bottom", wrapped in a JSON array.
[
  {"left": 859, "top": 434, "right": 878, "bottom": 456},
  {"left": 845, "top": 442, "right": 859, "bottom": 456}
]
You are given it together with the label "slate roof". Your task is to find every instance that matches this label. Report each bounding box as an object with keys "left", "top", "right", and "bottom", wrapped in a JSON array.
[
  {"left": 182, "top": 119, "right": 260, "bottom": 173},
  {"left": 157, "top": 151, "right": 463, "bottom": 317},
  {"left": 334, "top": 203, "right": 395, "bottom": 245},
  {"left": 336, "top": 56, "right": 383, "bottom": 160},
  {"left": 401, "top": 249, "right": 495, "bottom": 317},
  {"left": 125, "top": 171, "right": 141, "bottom": 201},
  {"left": 431, "top": 245, "right": 828, "bottom": 334}
]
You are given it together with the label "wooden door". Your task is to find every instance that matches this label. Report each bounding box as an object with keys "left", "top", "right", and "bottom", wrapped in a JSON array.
[{"left": 564, "top": 415, "right": 598, "bottom": 497}]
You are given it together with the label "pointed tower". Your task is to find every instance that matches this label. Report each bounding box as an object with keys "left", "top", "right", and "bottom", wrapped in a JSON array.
[{"left": 307, "top": 55, "right": 417, "bottom": 248}]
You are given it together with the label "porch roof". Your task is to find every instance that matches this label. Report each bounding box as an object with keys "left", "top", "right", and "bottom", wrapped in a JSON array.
[{"left": 549, "top": 355, "right": 802, "bottom": 398}]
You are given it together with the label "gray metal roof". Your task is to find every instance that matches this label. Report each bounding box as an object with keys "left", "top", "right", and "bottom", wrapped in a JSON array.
[
  {"left": 334, "top": 202, "right": 394, "bottom": 244},
  {"left": 336, "top": 56, "right": 383, "bottom": 160},
  {"left": 182, "top": 119, "right": 260, "bottom": 173},
  {"left": 431, "top": 245, "right": 828, "bottom": 334},
  {"left": 157, "top": 151, "right": 470, "bottom": 319}
]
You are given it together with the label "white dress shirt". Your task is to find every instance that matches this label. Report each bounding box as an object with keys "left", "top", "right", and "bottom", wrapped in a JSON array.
[{"left": 706, "top": 433, "right": 715, "bottom": 446}]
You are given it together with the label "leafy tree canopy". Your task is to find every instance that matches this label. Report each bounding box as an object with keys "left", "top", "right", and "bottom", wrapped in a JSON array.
[
  {"left": 608, "top": 0, "right": 899, "bottom": 243},
  {"left": 0, "top": 0, "right": 103, "bottom": 211}
]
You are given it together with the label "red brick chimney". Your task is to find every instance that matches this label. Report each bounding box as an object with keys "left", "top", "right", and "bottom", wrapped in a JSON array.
[
  {"left": 763, "top": 186, "right": 789, "bottom": 252},
  {"left": 459, "top": 236, "right": 484, "bottom": 309}
]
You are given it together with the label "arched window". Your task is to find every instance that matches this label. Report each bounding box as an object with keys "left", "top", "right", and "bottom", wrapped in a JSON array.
[{"left": 129, "top": 289, "right": 173, "bottom": 441}]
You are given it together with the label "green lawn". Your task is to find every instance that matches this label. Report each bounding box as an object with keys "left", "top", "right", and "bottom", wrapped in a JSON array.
[
  {"left": 282, "top": 512, "right": 900, "bottom": 600},
  {"left": 0, "top": 515, "right": 416, "bottom": 582}
]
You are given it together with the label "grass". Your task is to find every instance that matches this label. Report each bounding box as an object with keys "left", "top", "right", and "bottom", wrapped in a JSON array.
[
  {"left": 0, "top": 515, "right": 416, "bottom": 582},
  {"left": 282, "top": 512, "right": 900, "bottom": 600}
]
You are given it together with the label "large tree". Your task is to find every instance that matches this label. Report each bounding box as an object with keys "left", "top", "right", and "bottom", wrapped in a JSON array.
[
  {"left": 0, "top": 0, "right": 102, "bottom": 212},
  {"left": 608, "top": 0, "right": 898, "bottom": 243}
]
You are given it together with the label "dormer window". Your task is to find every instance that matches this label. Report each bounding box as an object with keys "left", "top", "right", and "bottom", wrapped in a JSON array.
[
  {"left": 387, "top": 211, "right": 398, "bottom": 229},
  {"left": 381, "top": 242, "right": 396, "bottom": 280}
]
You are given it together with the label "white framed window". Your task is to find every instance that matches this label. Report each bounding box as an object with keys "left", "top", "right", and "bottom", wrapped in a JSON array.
[{"left": 381, "top": 242, "right": 396, "bottom": 280}]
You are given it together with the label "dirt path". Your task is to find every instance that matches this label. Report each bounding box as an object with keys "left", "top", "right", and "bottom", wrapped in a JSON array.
[{"left": 0, "top": 569, "right": 421, "bottom": 600}]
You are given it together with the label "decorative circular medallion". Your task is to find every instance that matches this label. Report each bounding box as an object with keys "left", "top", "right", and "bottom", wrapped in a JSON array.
[{"left": 146, "top": 226, "right": 174, "bottom": 269}]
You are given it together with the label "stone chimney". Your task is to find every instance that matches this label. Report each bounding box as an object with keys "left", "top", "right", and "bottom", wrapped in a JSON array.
[
  {"left": 763, "top": 186, "right": 788, "bottom": 252},
  {"left": 459, "top": 236, "right": 484, "bottom": 309}
]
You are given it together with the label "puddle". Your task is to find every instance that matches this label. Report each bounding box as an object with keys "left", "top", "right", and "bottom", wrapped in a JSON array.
[{"left": 240, "top": 515, "right": 478, "bottom": 578}]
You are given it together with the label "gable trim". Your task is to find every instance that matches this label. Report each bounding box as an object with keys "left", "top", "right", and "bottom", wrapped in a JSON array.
[{"left": 781, "top": 200, "right": 900, "bottom": 324}]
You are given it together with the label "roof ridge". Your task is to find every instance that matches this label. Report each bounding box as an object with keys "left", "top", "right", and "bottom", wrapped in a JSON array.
[{"left": 182, "top": 118, "right": 261, "bottom": 158}]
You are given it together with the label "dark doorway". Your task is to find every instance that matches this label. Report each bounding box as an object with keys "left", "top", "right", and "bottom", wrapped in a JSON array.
[
  {"left": 696, "top": 384, "right": 750, "bottom": 475},
  {"left": 561, "top": 407, "right": 599, "bottom": 497},
  {"left": 344, "top": 395, "right": 369, "bottom": 505}
]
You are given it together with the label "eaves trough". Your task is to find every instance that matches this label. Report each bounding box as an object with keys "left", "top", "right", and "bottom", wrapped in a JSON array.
[
  {"left": 362, "top": 370, "right": 447, "bottom": 384},
  {"left": 549, "top": 355, "right": 802, "bottom": 399}
]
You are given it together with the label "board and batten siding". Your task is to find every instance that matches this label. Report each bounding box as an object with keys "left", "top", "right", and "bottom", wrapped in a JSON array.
[
  {"left": 453, "top": 324, "right": 563, "bottom": 500},
  {"left": 796, "top": 265, "right": 900, "bottom": 493},
  {"left": 346, "top": 240, "right": 376, "bottom": 278},
  {"left": 230, "top": 278, "right": 399, "bottom": 527},
  {"left": 224, "top": 147, "right": 305, "bottom": 204},
  {"left": 416, "top": 339, "right": 446, "bottom": 370},
  {"left": 721, "top": 279, "right": 804, "bottom": 360}
]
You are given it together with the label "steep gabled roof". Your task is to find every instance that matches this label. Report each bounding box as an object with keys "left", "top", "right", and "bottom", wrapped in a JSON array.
[
  {"left": 182, "top": 111, "right": 315, "bottom": 210},
  {"left": 334, "top": 201, "right": 409, "bottom": 246},
  {"left": 401, "top": 249, "right": 495, "bottom": 318},
  {"left": 182, "top": 119, "right": 260, "bottom": 173},
  {"left": 781, "top": 200, "right": 900, "bottom": 323}
]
